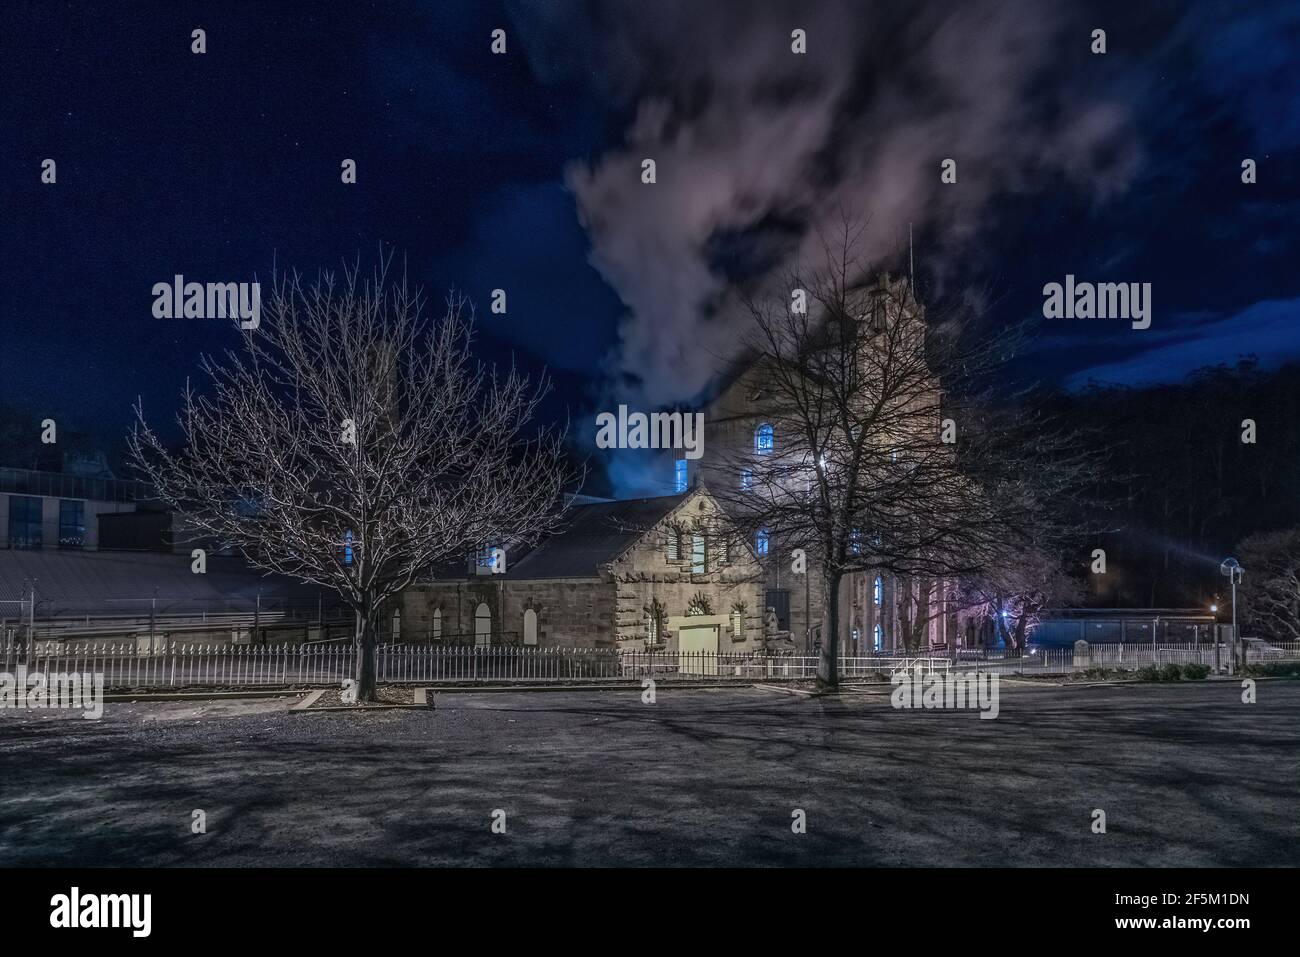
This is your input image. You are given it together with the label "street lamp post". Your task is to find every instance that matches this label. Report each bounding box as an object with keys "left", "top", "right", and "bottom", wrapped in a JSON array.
[
  {"left": 1208, "top": 602, "right": 1219, "bottom": 671},
  {"left": 1220, "top": 558, "right": 1244, "bottom": 675}
]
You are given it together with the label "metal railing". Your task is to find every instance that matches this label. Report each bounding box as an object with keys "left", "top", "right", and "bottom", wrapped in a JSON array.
[
  {"left": 952, "top": 642, "right": 1300, "bottom": 675},
  {"left": 4, "top": 640, "right": 1293, "bottom": 690},
  {"left": 0, "top": 467, "right": 152, "bottom": 503},
  {"left": 0, "top": 595, "right": 351, "bottom": 647},
  {"left": 0, "top": 641, "right": 950, "bottom": 689}
]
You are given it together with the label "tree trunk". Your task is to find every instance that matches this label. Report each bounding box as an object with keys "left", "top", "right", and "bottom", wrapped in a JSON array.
[
  {"left": 1013, "top": 603, "right": 1034, "bottom": 653},
  {"left": 353, "top": 601, "right": 378, "bottom": 703},
  {"left": 914, "top": 579, "right": 932, "bottom": 652},
  {"left": 817, "top": 571, "right": 842, "bottom": 689},
  {"left": 995, "top": 608, "right": 1016, "bottom": 655}
]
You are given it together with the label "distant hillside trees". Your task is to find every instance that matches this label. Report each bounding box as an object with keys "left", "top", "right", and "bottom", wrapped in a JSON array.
[{"left": 1059, "top": 359, "right": 1300, "bottom": 607}]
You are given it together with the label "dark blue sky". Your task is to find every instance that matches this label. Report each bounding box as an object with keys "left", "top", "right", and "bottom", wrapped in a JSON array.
[{"left": 2, "top": 1, "right": 1298, "bottom": 495}]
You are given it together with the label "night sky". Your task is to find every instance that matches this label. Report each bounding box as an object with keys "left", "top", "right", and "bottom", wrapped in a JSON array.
[{"left": 2, "top": 0, "right": 1298, "bottom": 496}]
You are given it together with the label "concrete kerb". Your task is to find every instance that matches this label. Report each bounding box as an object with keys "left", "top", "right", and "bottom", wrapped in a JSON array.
[
  {"left": 95, "top": 673, "right": 1282, "bottom": 705},
  {"left": 288, "top": 688, "right": 433, "bottom": 714},
  {"left": 752, "top": 683, "right": 827, "bottom": 697},
  {"left": 103, "top": 689, "right": 304, "bottom": 703},
  {"left": 93, "top": 680, "right": 785, "bottom": 705},
  {"left": 292, "top": 703, "right": 431, "bottom": 713},
  {"left": 422, "top": 681, "right": 747, "bottom": 694},
  {"left": 288, "top": 690, "right": 324, "bottom": 711}
]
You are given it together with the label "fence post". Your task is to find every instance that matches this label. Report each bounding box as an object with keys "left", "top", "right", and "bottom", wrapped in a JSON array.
[{"left": 27, "top": 583, "right": 36, "bottom": 669}]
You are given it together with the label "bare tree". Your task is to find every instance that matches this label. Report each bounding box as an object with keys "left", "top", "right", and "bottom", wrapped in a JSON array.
[
  {"left": 129, "top": 255, "right": 577, "bottom": 701},
  {"left": 1238, "top": 528, "right": 1300, "bottom": 642},
  {"left": 710, "top": 219, "right": 1104, "bottom": 687},
  {"left": 960, "top": 547, "right": 1084, "bottom": 655},
  {"left": 895, "top": 576, "right": 959, "bottom": 654}
]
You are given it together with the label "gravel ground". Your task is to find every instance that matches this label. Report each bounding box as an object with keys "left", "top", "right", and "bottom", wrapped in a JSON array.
[{"left": 1, "top": 681, "right": 1297, "bottom": 866}]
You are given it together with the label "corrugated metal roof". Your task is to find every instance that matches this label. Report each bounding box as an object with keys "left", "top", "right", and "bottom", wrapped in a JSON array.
[
  {"left": 0, "top": 492, "right": 697, "bottom": 606},
  {"left": 0, "top": 549, "right": 320, "bottom": 608}
]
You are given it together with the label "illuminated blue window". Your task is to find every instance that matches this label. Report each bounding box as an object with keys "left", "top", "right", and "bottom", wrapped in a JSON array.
[
  {"left": 59, "top": 500, "right": 85, "bottom": 549},
  {"left": 344, "top": 529, "right": 353, "bottom": 565},
  {"left": 8, "top": 496, "right": 42, "bottom": 549},
  {"left": 675, "top": 458, "right": 688, "bottom": 493},
  {"left": 873, "top": 623, "right": 883, "bottom": 651},
  {"left": 873, "top": 575, "right": 883, "bottom": 606},
  {"left": 755, "top": 423, "right": 774, "bottom": 454},
  {"left": 755, "top": 527, "right": 770, "bottom": 555},
  {"left": 740, "top": 468, "right": 753, "bottom": 491}
]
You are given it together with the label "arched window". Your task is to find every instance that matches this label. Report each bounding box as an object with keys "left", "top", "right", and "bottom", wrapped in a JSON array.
[
  {"left": 674, "top": 458, "right": 688, "bottom": 493},
  {"left": 873, "top": 623, "right": 883, "bottom": 651},
  {"left": 755, "top": 528, "right": 770, "bottom": 556},
  {"left": 432, "top": 608, "right": 442, "bottom": 641},
  {"left": 523, "top": 608, "right": 538, "bottom": 646},
  {"left": 391, "top": 608, "right": 401, "bottom": 642},
  {"left": 474, "top": 602, "right": 491, "bottom": 647},
  {"left": 647, "top": 609, "right": 658, "bottom": 643},
  {"left": 873, "top": 575, "right": 883, "bottom": 606},
  {"left": 755, "top": 423, "right": 774, "bottom": 454}
]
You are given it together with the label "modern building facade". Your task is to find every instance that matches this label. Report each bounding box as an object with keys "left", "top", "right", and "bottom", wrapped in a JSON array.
[{"left": 0, "top": 467, "right": 149, "bottom": 552}]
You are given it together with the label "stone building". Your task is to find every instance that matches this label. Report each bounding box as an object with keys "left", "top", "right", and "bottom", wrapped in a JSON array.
[
  {"left": 398, "top": 486, "right": 768, "bottom": 652},
  {"left": 669, "top": 275, "right": 976, "bottom": 655}
]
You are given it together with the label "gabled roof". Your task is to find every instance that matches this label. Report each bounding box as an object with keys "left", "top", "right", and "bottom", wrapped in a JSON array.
[{"left": 502, "top": 491, "right": 691, "bottom": 580}]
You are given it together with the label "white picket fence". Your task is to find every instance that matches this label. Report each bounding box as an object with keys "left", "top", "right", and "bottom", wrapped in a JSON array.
[{"left": 0, "top": 641, "right": 950, "bottom": 689}]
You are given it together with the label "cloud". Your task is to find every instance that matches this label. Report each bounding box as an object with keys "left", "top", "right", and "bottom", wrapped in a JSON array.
[
  {"left": 511, "top": 0, "right": 1144, "bottom": 408},
  {"left": 1062, "top": 298, "right": 1300, "bottom": 389}
]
